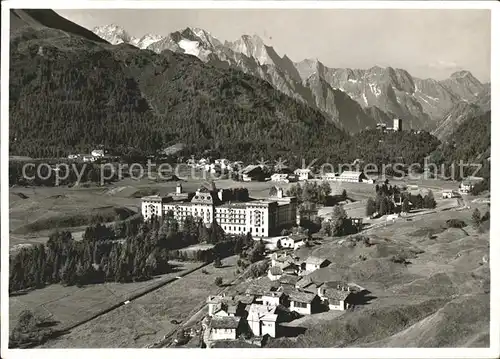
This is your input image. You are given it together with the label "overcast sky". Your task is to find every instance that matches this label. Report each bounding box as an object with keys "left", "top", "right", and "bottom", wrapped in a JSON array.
[{"left": 56, "top": 9, "right": 491, "bottom": 82}]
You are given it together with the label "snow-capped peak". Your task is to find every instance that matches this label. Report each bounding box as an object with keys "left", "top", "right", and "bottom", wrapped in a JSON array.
[
  {"left": 93, "top": 24, "right": 135, "bottom": 45},
  {"left": 132, "top": 33, "right": 165, "bottom": 49}
]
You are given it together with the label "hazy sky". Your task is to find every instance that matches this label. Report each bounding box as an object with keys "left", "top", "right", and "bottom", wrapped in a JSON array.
[{"left": 56, "top": 9, "right": 491, "bottom": 82}]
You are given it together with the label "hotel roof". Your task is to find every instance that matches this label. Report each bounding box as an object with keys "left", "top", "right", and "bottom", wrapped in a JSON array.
[{"left": 141, "top": 195, "right": 165, "bottom": 201}]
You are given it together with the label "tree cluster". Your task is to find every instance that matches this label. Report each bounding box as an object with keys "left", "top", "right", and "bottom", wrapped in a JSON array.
[
  {"left": 9, "top": 310, "right": 55, "bottom": 348},
  {"left": 9, "top": 160, "right": 118, "bottom": 187},
  {"left": 286, "top": 181, "right": 331, "bottom": 204},
  {"left": 320, "top": 205, "right": 357, "bottom": 237}
]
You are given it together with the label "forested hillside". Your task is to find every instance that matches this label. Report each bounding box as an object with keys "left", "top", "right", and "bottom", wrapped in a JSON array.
[
  {"left": 430, "top": 111, "right": 491, "bottom": 181},
  {"left": 351, "top": 129, "right": 441, "bottom": 169},
  {"left": 9, "top": 24, "right": 352, "bottom": 165}
]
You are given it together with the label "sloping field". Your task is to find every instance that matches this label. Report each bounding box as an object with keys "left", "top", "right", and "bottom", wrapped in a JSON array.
[
  {"left": 9, "top": 261, "right": 201, "bottom": 333},
  {"left": 40, "top": 256, "right": 240, "bottom": 348},
  {"left": 266, "top": 204, "right": 490, "bottom": 348},
  {"left": 363, "top": 294, "right": 489, "bottom": 347}
]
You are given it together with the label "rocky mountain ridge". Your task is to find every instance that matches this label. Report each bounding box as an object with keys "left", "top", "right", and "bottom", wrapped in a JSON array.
[{"left": 92, "top": 24, "right": 490, "bottom": 133}]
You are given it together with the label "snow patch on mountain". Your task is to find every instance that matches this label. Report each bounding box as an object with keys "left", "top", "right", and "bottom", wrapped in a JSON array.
[
  {"left": 418, "top": 95, "right": 432, "bottom": 106},
  {"left": 369, "top": 83, "right": 381, "bottom": 97},
  {"left": 362, "top": 92, "right": 368, "bottom": 105},
  {"left": 422, "top": 93, "right": 440, "bottom": 102},
  {"left": 178, "top": 39, "right": 202, "bottom": 56}
]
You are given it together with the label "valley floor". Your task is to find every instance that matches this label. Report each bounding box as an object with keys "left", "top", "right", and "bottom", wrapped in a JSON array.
[{"left": 8, "top": 176, "right": 490, "bottom": 348}]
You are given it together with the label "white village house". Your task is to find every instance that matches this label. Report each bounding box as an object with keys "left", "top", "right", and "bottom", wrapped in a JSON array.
[
  {"left": 280, "top": 234, "right": 307, "bottom": 250},
  {"left": 247, "top": 304, "right": 279, "bottom": 338},
  {"left": 317, "top": 282, "right": 355, "bottom": 311},
  {"left": 91, "top": 149, "right": 105, "bottom": 157},
  {"left": 459, "top": 176, "right": 484, "bottom": 194},
  {"left": 294, "top": 168, "right": 313, "bottom": 181},
  {"left": 270, "top": 173, "right": 290, "bottom": 182},
  {"left": 208, "top": 316, "right": 242, "bottom": 341},
  {"left": 337, "top": 171, "right": 367, "bottom": 183},
  {"left": 305, "top": 256, "right": 330, "bottom": 272},
  {"left": 288, "top": 290, "right": 320, "bottom": 315}
]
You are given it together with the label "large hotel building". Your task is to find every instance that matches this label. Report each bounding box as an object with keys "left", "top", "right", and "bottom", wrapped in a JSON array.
[{"left": 141, "top": 183, "right": 299, "bottom": 237}]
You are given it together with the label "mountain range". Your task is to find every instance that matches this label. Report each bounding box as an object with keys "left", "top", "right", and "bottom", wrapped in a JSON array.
[
  {"left": 93, "top": 24, "right": 491, "bottom": 134},
  {"left": 8, "top": 9, "right": 491, "bottom": 164}
]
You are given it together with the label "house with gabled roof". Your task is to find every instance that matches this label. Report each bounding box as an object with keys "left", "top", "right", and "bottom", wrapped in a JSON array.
[
  {"left": 317, "top": 281, "right": 358, "bottom": 311},
  {"left": 305, "top": 256, "right": 331, "bottom": 272},
  {"left": 261, "top": 290, "right": 287, "bottom": 307},
  {"left": 288, "top": 290, "right": 321, "bottom": 315},
  {"left": 268, "top": 266, "right": 284, "bottom": 281},
  {"left": 247, "top": 304, "right": 279, "bottom": 338},
  {"left": 281, "top": 234, "right": 307, "bottom": 250},
  {"left": 338, "top": 170, "right": 367, "bottom": 183},
  {"left": 206, "top": 295, "right": 245, "bottom": 317},
  {"left": 278, "top": 274, "right": 300, "bottom": 290},
  {"left": 294, "top": 168, "right": 313, "bottom": 181},
  {"left": 208, "top": 316, "right": 243, "bottom": 341},
  {"left": 240, "top": 165, "right": 265, "bottom": 182}
]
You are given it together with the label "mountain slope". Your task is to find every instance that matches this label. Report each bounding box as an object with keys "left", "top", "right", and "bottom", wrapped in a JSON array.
[
  {"left": 432, "top": 102, "right": 483, "bottom": 141},
  {"left": 91, "top": 26, "right": 386, "bottom": 132},
  {"left": 11, "top": 9, "right": 108, "bottom": 43},
  {"left": 431, "top": 110, "right": 491, "bottom": 181},
  {"left": 10, "top": 12, "right": 352, "bottom": 164},
  {"left": 90, "top": 24, "right": 488, "bottom": 133},
  {"left": 440, "top": 71, "right": 486, "bottom": 102}
]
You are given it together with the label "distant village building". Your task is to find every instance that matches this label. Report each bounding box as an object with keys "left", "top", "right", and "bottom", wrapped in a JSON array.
[
  {"left": 91, "top": 149, "right": 105, "bottom": 157},
  {"left": 82, "top": 155, "right": 96, "bottom": 162},
  {"left": 240, "top": 165, "right": 266, "bottom": 182},
  {"left": 459, "top": 176, "right": 484, "bottom": 193},
  {"left": 141, "top": 184, "right": 297, "bottom": 237},
  {"left": 321, "top": 172, "right": 339, "bottom": 181},
  {"left": 337, "top": 171, "right": 367, "bottom": 183},
  {"left": 321, "top": 171, "right": 367, "bottom": 183},
  {"left": 442, "top": 189, "right": 459, "bottom": 199},
  {"left": 270, "top": 173, "right": 290, "bottom": 182},
  {"left": 294, "top": 168, "right": 313, "bottom": 181},
  {"left": 393, "top": 118, "right": 403, "bottom": 132}
]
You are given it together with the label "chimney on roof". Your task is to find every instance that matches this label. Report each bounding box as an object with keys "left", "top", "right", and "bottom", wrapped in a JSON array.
[{"left": 176, "top": 183, "right": 183, "bottom": 194}]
